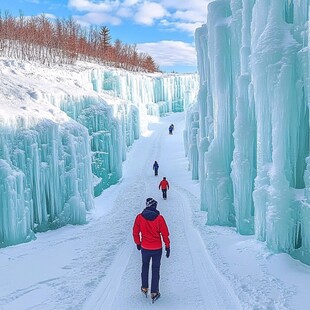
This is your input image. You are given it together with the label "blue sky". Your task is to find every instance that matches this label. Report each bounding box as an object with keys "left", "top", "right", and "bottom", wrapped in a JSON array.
[{"left": 1, "top": 0, "right": 211, "bottom": 72}]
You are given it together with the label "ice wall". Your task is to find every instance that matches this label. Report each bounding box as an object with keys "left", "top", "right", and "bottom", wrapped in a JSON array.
[
  {"left": 191, "top": 0, "right": 310, "bottom": 263},
  {"left": 84, "top": 69, "right": 198, "bottom": 195},
  {"left": 0, "top": 117, "right": 93, "bottom": 247},
  {"left": 0, "top": 61, "right": 198, "bottom": 247},
  {"left": 55, "top": 96, "right": 128, "bottom": 197},
  {"left": 89, "top": 69, "right": 198, "bottom": 118}
]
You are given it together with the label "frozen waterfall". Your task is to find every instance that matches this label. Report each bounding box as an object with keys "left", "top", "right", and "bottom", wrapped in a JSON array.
[
  {"left": 0, "top": 61, "right": 198, "bottom": 247},
  {"left": 0, "top": 117, "right": 93, "bottom": 246},
  {"left": 185, "top": 0, "right": 310, "bottom": 264}
]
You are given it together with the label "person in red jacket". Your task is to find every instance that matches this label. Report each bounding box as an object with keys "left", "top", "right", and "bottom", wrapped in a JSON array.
[
  {"left": 159, "top": 177, "right": 169, "bottom": 200},
  {"left": 133, "top": 198, "right": 170, "bottom": 302}
]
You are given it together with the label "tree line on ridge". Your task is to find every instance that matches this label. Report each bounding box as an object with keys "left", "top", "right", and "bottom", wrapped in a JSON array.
[{"left": 0, "top": 11, "right": 160, "bottom": 72}]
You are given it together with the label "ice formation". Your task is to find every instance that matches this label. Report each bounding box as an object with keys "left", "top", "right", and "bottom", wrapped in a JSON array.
[
  {"left": 0, "top": 61, "right": 198, "bottom": 247},
  {"left": 185, "top": 0, "right": 310, "bottom": 264}
]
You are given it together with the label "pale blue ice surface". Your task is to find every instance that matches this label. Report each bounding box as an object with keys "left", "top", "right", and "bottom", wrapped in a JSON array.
[{"left": 184, "top": 0, "right": 310, "bottom": 264}]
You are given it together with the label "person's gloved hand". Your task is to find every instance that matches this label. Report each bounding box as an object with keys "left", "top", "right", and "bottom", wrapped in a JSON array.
[
  {"left": 165, "top": 247, "right": 170, "bottom": 258},
  {"left": 137, "top": 244, "right": 141, "bottom": 251}
]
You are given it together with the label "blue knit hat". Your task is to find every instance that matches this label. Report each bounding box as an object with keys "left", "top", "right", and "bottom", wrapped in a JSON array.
[{"left": 146, "top": 197, "right": 158, "bottom": 208}]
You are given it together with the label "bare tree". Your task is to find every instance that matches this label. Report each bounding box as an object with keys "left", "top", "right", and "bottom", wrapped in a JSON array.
[{"left": 0, "top": 11, "right": 160, "bottom": 72}]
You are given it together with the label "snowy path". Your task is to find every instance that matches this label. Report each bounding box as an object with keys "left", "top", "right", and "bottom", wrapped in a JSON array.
[
  {"left": 83, "top": 113, "right": 241, "bottom": 310},
  {"left": 3, "top": 113, "right": 307, "bottom": 310}
]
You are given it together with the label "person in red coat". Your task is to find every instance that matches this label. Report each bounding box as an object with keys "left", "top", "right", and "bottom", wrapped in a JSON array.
[
  {"left": 159, "top": 177, "right": 169, "bottom": 200},
  {"left": 133, "top": 198, "right": 170, "bottom": 301}
]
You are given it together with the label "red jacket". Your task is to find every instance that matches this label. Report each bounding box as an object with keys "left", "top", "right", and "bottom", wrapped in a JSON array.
[
  {"left": 159, "top": 179, "right": 169, "bottom": 190},
  {"left": 133, "top": 208, "right": 170, "bottom": 250}
]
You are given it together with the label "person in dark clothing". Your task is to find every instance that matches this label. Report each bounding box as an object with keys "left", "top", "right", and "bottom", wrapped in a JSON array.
[
  {"left": 153, "top": 161, "right": 159, "bottom": 176},
  {"left": 133, "top": 198, "right": 170, "bottom": 302},
  {"left": 168, "top": 124, "right": 174, "bottom": 135},
  {"left": 159, "top": 177, "right": 169, "bottom": 200}
]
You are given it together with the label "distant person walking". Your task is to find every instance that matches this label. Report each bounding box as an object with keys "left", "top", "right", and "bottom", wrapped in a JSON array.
[
  {"left": 133, "top": 198, "right": 170, "bottom": 303},
  {"left": 159, "top": 177, "right": 169, "bottom": 200},
  {"left": 153, "top": 161, "right": 159, "bottom": 176},
  {"left": 169, "top": 124, "right": 174, "bottom": 135}
]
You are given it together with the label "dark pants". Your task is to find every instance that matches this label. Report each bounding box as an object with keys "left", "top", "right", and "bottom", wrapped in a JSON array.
[
  {"left": 154, "top": 169, "right": 158, "bottom": 176},
  {"left": 141, "top": 248, "right": 162, "bottom": 293},
  {"left": 162, "top": 189, "right": 167, "bottom": 199}
]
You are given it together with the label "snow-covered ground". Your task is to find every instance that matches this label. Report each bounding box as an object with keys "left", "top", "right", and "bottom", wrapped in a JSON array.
[{"left": 0, "top": 113, "right": 309, "bottom": 310}]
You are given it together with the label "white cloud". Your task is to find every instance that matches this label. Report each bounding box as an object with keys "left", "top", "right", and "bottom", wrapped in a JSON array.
[
  {"left": 44, "top": 13, "right": 57, "bottom": 20},
  {"left": 23, "top": 13, "right": 57, "bottom": 20},
  {"left": 137, "top": 40, "right": 196, "bottom": 67},
  {"left": 123, "top": 0, "right": 140, "bottom": 6},
  {"left": 116, "top": 7, "right": 132, "bottom": 18},
  {"left": 134, "top": 2, "right": 167, "bottom": 25},
  {"left": 161, "top": 0, "right": 210, "bottom": 11},
  {"left": 160, "top": 20, "right": 203, "bottom": 35},
  {"left": 74, "top": 12, "right": 121, "bottom": 26},
  {"left": 68, "top": 0, "right": 116, "bottom": 12},
  {"left": 176, "top": 22, "right": 203, "bottom": 34},
  {"left": 172, "top": 9, "right": 206, "bottom": 22},
  {"left": 66, "top": 0, "right": 210, "bottom": 34}
]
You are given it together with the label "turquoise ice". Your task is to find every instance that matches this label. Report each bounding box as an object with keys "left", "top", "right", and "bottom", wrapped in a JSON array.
[
  {"left": 0, "top": 67, "right": 198, "bottom": 247},
  {"left": 186, "top": 0, "right": 309, "bottom": 264}
]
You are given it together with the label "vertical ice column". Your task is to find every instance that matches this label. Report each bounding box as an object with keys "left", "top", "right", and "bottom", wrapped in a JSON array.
[
  {"left": 0, "top": 160, "right": 35, "bottom": 246},
  {"left": 204, "top": 0, "right": 235, "bottom": 226},
  {"left": 251, "top": 0, "right": 273, "bottom": 242},
  {"left": 58, "top": 124, "right": 87, "bottom": 225},
  {"left": 16, "top": 128, "right": 47, "bottom": 227},
  {"left": 268, "top": 60, "right": 296, "bottom": 252},
  {"left": 195, "top": 25, "right": 212, "bottom": 211},
  {"left": 35, "top": 120, "right": 93, "bottom": 228},
  {"left": 44, "top": 125, "right": 63, "bottom": 222},
  {"left": 231, "top": 75, "right": 256, "bottom": 235},
  {"left": 118, "top": 107, "right": 128, "bottom": 161},
  {"left": 114, "top": 100, "right": 139, "bottom": 154},
  {"left": 125, "top": 105, "right": 140, "bottom": 146},
  {"left": 79, "top": 104, "right": 122, "bottom": 197},
  {"left": 252, "top": 0, "right": 305, "bottom": 252},
  {"left": 299, "top": 1, "right": 310, "bottom": 263},
  {"left": 231, "top": 0, "right": 256, "bottom": 235},
  {"left": 190, "top": 124, "right": 199, "bottom": 180},
  {"left": 198, "top": 83, "right": 211, "bottom": 211},
  {"left": 302, "top": 156, "right": 310, "bottom": 263},
  {"left": 184, "top": 108, "right": 199, "bottom": 180}
]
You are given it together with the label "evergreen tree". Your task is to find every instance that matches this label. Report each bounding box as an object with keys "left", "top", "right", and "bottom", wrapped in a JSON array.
[{"left": 99, "top": 26, "right": 111, "bottom": 50}]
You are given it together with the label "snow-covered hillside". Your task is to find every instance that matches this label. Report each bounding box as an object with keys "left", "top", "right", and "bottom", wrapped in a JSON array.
[{"left": 0, "top": 59, "right": 198, "bottom": 247}]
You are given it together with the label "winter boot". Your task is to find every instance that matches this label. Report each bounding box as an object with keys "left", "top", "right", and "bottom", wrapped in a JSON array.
[
  {"left": 151, "top": 292, "right": 160, "bottom": 303},
  {"left": 141, "top": 287, "right": 148, "bottom": 298}
]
